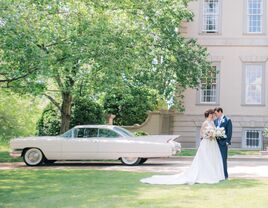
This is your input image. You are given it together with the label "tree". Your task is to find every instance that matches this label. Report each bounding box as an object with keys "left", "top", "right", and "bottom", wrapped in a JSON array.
[
  {"left": 0, "top": 90, "right": 42, "bottom": 142},
  {"left": 0, "top": 0, "right": 213, "bottom": 132},
  {"left": 103, "top": 86, "right": 161, "bottom": 126},
  {"left": 37, "top": 97, "right": 104, "bottom": 136},
  {"left": 71, "top": 96, "right": 105, "bottom": 127}
]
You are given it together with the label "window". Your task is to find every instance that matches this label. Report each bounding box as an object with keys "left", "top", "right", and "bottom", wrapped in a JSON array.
[
  {"left": 203, "top": 0, "right": 220, "bottom": 33},
  {"left": 244, "top": 64, "right": 263, "bottom": 105},
  {"left": 98, "top": 129, "right": 119, "bottom": 138},
  {"left": 62, "top": 128, "right": 73, "bottom": 138},
  {"left": 199, "top": 65, "right": 218, "bottom": 104},
  {"left": 243, "top": 129, "right": 263, "bottom": 149},
  {"left": 113, "top": 127, "right": 134, "bottom": 137},
  {"left": 74, "top": 128, "right": 98, "bottom": 138},
  {"left": 247, "top": 0, "right": 263, "bottom": 33}
]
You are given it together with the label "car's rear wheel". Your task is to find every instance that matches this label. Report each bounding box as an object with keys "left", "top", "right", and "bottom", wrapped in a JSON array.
[
  {"left": 23, "top": 148, "right": 44, "bottom": 166},
  {"left": 120, "top": 157, "right": 141, "bottom": 166},
  {"left": 139, "top": 158, "right": 148, "bottom": 164}
]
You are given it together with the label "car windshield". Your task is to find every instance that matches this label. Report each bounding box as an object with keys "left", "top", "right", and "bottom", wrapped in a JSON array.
[
  {"left": 61, "top": 128, "right": 73, "bottom": 138},
  {"left": 113, "top": 127, "right": 134, "bottom": 137}
]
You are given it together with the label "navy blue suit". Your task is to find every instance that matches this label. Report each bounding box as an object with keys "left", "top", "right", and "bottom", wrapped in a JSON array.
[{"left": 214, "top": 116, "right": 232, "bottom": 179}]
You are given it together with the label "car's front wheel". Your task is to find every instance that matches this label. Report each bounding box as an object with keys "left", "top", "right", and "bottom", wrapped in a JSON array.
[
  {"left": 120, "top": 157, "right": 141, "bottom": 166},
  {"left": 23, "top": 148, "right": 44, "bottom": 166}
]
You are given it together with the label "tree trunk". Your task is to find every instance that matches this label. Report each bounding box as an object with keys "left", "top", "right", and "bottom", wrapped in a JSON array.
[{"left": 60, "top": 92, "right": 72, "bottom": 134}]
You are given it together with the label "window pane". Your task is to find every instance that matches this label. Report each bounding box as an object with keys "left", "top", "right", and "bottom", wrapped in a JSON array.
[
  {"left": 203, "top": 0, "right": 219, "bottom": 32},
  {"left": 247, "top": 0, "right": 262, "bottom": 33},
  {"left": 62, "top": 129, "right": 73, "bottom": 138},
  {"left": 74, "top": 128, "right": 85, "bottom": 138},
  {"left": 74, "top": 128, "right": 98, "bottom": 138},
  {"left": 84, "top": 128, "right": 98, "bottom": 137},
  {"left": 98, "top": 129, "right": 119, "bottom": 138},
  {"left": 244, "top": 130, "right": 261, "bottom": 149},
  {"left": 200, "top": 66, "right": 217, "bottom": 103},
  {"left": 245, "top": 64, "right": 263, "bottom": 104}
]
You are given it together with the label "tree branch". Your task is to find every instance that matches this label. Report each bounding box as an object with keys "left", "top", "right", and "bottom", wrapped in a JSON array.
[
  {"left": 53, "top": 70, "right": 64, "bottom": 89},
  {"left": 43, "top": 93, "right": 61, "bottom": 111},
  {"left": 0, "top": 67, "right": 39, "bottom": 83}
]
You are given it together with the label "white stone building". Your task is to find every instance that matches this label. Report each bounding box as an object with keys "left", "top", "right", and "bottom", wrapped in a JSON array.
[{"left": 127, "top": 0, "right": 268, "bottom": 150}]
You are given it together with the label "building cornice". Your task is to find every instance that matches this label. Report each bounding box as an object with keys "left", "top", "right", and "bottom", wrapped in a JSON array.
[
  {"left": 190, "top": 37, "right": 268, "bottom": 47},
  {"left": 239, "top": 56, "right": 268, "bottom": 62}
]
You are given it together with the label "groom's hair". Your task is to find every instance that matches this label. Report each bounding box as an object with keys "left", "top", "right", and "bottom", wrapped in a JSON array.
[{"left": 214, "top": 107, "right": 223, "bottom": 113}]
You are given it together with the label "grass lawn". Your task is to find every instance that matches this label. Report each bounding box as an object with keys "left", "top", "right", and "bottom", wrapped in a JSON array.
[
  {"left": 0, "top": 143, "right": 22, "bottom": 163},
  {"left": 0, "top": 170, "right": 268, "bottom": 208},
  {"left": 177, "top": 149, "right": 261, "bottom": 157}
]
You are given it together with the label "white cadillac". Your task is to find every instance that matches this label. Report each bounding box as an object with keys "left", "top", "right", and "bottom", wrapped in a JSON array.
[{"left": 10, "top": 125, "right": 181, "bottom": 166}]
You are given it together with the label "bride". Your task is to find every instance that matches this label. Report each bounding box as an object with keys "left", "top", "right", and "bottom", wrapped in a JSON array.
[{"left": 140, "top": 109, "right": 225, "bottom": 185}]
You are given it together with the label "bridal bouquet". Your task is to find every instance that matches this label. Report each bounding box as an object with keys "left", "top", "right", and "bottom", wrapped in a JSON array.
[
  {"left": 215, "top": 127, "right": 227, "bottom": 139},
  {"left": 204, "top": 127, "right": 217, "bottom": 140},
  {"left": 204, "top": 127, "right": 227, "bottom": 140}
]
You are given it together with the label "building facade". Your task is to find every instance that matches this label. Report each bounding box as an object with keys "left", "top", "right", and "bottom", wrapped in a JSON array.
[
  {"left": 126, "top": 0, "right": 268, "bottom": 150},
  {"left": 174, "top": 0, "right": 268, "bottom": 149}
]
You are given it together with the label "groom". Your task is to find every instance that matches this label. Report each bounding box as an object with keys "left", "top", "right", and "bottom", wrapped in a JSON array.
[{"left": 214, "top": 107, "right": 233, "bottom": 179}]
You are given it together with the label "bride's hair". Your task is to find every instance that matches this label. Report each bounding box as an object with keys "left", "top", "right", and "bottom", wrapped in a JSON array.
[{"left": 204, "top": 109, "right": 214, "bottom": 118}]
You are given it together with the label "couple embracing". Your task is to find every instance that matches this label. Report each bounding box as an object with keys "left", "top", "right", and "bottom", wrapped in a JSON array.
[{"left": 141, "top": 107, "right": 233, "bottom": 185}]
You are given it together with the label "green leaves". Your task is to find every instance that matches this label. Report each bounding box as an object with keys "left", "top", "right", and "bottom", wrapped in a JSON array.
[
  {"left": 0, "top": 0, "right": 213, "bottom": 131},
  {"left": 0, "top": 90, "right": 43, "bottom": 141},
  {"left": 103, "top": 86, "right": 161, "bottom": 126}
]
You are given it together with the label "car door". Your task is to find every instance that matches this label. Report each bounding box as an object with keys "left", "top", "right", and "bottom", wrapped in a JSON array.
[
  {"left": 61, "top": 128, "right": 100, "bottom": 160},
  {"left": 97, "top": 128, "right": 124, "bottom": 159}
]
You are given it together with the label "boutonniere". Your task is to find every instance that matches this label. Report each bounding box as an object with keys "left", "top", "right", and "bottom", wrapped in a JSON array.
[{"left": 222, "top": 119, "right": 225, "bottom": 123}]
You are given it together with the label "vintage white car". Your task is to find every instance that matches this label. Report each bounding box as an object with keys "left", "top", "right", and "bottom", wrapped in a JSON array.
[{"left": 10, "top": 125, "right": 181, "bottom": 166}]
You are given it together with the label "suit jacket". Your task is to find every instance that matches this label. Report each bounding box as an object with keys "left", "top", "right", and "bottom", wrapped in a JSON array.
[{"left": 214, "top": 116, "right": 233, "bottom": 146}]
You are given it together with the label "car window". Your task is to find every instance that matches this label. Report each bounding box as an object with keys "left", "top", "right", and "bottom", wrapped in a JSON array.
[
  {"left": 98, "top": 129, "right": 119, "bottom": 138},
  {"left": 61, "top": 128, "right": 73, "bottom": 138},
  {"left": 85, "top": 128, "right": 98, "bottom": 137},
  {"left": 113, "top": 127, "right": 134, "bottom": 137},
  {"left": 74, "top": 128, "right": 98, "bottom": 138}
]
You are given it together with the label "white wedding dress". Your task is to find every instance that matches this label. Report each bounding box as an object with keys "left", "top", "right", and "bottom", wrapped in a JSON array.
[{"left": 140, "top": 120, "right": 225, "bottom": 185}]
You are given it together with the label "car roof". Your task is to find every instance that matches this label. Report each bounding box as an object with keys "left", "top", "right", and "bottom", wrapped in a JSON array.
[{"left": 74, "top": 125, "right": 118, "bottom": 129}]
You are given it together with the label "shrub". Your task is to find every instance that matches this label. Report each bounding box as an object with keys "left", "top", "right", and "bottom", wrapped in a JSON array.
[
  {"left": 37, "top": 97, "right": 105, "bottom": 136},
  {"left": 103, "top": 86, "right": 160, "bottom": 126},
  {"left": 36, "top": 104, "right": 61, "bottom": 136},
  {"left": 263, "top": 128, "right": 268, "bottom": 137},
  {"left": 134, "top": 131, "right": 149, "bottom": 136}
]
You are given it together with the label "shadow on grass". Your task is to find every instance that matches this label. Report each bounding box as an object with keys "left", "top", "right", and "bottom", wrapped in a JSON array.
[
  {"left": 191, "top": 178, "right": 264, "bottom": 189},
  {"left": 0, "top": 169, "right": 267, "bottom": 208}
]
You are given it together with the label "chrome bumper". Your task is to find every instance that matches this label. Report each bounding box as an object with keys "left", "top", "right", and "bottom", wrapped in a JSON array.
[{"left": 9, "top": 150, "right": 22, "bottom": 158}]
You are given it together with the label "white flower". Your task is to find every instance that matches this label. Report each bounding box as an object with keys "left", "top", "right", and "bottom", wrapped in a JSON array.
[{"left": 215, "top": 127, "right": 227, "bottom": 138}]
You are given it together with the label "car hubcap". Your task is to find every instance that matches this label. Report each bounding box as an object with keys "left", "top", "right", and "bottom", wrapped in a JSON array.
[
  {"left": 25, "top": 149, "right": 42, "bottom": 165},
  {"left": 122, "top": 157, "right": 138, "bottom": 164}
]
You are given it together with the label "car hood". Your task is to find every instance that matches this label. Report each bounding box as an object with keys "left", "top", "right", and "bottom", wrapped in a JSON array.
[{"left": 126, "top": 135, "right": 180, "bottom": 143}]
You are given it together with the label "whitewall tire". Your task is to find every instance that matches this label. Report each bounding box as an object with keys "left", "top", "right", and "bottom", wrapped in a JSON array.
[
  {"left": 120, "top": 157, "right": 141, "bottom": 166},
  {"left": 23, "top": 148, "right": 44, "bottom": 166}
]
